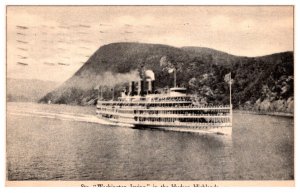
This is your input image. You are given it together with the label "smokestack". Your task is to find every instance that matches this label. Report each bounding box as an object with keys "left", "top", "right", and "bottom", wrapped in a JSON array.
[
  {"left": 129, "top": 81, "right": 135, "bottom": 96},
  {"left": 138, "top": 80, "right": 145, "bottom": 96},
  {"left": 151, "top": 81, "right": 155, "bottom": 93},
  {"left": 146, "top": 80, "right": 155, "bottom": 94},
  {"left": 145, "top": 70, "right": 155, "bottom": 94},
  {"left": 146, "top": 80, "right": 151, "bottom": 94}
]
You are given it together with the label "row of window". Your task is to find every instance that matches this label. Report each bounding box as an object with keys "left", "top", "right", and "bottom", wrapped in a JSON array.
[
  {"left": 98, "top": 107, "right": 230, "bottom": 114},
  {"left": 134, "top": 117, "right": 231, "bottom": 123}
]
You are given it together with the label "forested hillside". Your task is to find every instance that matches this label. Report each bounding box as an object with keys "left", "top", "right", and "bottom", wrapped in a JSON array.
[{"left": 39, "top": 42, "right": 293, "bottom": 113}]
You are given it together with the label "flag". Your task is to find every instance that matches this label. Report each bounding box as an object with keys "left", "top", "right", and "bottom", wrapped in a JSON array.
[
  {"left": 168, "top": 68, "right": 174, "bottom": 73},
  {"left": 224, "top": 73, "right": 231, "bottom": 82},
  {"left": 224, "top": 72, "right": 233, "bottom": 84}
]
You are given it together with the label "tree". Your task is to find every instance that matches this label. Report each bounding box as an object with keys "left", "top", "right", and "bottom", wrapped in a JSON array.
[{"left": 160, "top": 55, "right": 184, "bottom": 87}]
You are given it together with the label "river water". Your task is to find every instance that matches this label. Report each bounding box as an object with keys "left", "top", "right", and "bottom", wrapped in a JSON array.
[{"left": 6, "top": 102, "right": 294, "bottom": 180}]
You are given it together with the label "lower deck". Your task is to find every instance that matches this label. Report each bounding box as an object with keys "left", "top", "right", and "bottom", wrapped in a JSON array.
[
  {"left": 99, "top": 115, "right": 232, "bottom": 135},
  {"left": 96, "top": 103, "right": 232, "bottom": 135}
]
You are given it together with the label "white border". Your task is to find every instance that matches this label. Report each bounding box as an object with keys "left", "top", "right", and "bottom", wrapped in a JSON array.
[{"left": 1, "top": 0, "right": 298, "bottom": 193}]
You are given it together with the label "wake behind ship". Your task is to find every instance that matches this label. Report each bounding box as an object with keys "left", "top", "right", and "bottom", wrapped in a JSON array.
[{"left": 96, "top": 69, "right": 232, "bottom": 135}]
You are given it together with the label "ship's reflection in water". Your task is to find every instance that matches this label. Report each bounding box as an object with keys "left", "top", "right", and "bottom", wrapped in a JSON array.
[{"left": 7, "top": 103, "right": 293, "bottom": 180}]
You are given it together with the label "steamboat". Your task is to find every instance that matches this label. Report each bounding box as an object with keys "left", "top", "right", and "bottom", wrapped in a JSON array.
[{"left": 96, "top": 69, "right": 232, "bottom": 135}]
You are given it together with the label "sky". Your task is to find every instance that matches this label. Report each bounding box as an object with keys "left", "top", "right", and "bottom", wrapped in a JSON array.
[{"left": 6, "top": 6, "right": 294, "bottom": 82}]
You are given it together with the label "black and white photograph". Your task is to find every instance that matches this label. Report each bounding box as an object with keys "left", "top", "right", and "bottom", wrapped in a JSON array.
[{"left": 5, "top": 5, "right": 294, "bottom": 187}]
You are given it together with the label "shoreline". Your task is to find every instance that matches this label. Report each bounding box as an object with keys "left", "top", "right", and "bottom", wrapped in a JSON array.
[
  {"left": 233, "top": 110, "right": 293, "bottom": 118},
  {"left": 7, "top": 102, "right": 294, "bottom": 118}
]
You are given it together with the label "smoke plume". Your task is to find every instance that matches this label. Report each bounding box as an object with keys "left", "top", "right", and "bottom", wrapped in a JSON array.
[{"left": 66, "top": 70, "right": 140, "bottom": 90}]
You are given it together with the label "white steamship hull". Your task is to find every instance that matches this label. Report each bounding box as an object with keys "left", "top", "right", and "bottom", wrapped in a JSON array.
[
  {"left": 134, "top": 124, "right": 232, "bottom": 135},
  {"left": 97, "top": 115, "right": 232, "bottom": 135}
]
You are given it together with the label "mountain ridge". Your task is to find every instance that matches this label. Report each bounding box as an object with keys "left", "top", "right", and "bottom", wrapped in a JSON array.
[
  {"left": 7, "top": 78, "right": 60, "bottom": 102},
  {"left": 39, "top": 42, "right": 293, "bottom": 113}
]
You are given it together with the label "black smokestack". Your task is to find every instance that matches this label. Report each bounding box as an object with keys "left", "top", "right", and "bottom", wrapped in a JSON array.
[
  {"left": 138, "top": 80, "right": 145, "bottom": 96},
  {"left": 151, "top": 81, "right": 155, "bottom": 93},
  {"left": 129, "top": 81, "right": 135, "bottom": 96}
]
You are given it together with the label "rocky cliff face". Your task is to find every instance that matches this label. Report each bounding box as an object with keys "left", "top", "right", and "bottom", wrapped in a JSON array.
[{"left": 251, "top": 75, "right": 294, "bottom": 113}]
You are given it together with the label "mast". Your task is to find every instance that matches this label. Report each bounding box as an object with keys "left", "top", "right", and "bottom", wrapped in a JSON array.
[
  {"left": 112, "top": 87, "right": 115, "bottom": 100},
  {"left": 174, "top": 68, "right": 177, "bottom": 88},
  {"left": 224, "top": 72, "right": 233, "bottom": 126},
  {"left": 97, "top": 85, "right": 103, "bottom": 100},
  {"left": 229, "top": 73, "right": 232, "bottom": 125},
  {"left": 229, "top": 73, "right": 232, "bottom": 108},
  {"left": 97, "top": 86, "right": 100, "bottom": 99}
]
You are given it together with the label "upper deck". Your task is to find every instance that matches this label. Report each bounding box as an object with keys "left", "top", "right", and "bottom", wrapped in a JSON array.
[
  {"left": 98, "top": 95, "right": 193, "bottom": 104},
  {"left": 98, "top": 87, "right": 195, "bottom": 105}
]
